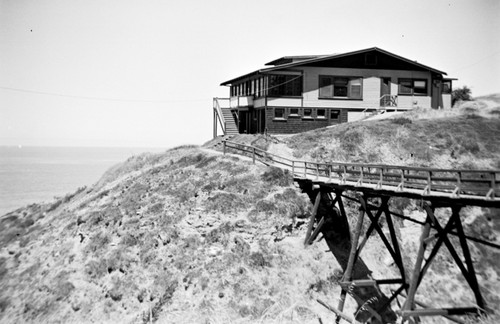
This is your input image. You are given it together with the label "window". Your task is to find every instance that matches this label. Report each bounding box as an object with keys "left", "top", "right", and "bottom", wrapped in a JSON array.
[
  {"left": 398, "top": 79, "right": 428, "bottom": 95},
  {"left": 317, "top": 109, "right": 326, "bottom": 118},
  {"left": 334, "top": 78, "right": 348, "bottom": 97},
  {"left": 268, "top": 74, "right": 302, "bottom": 97},
  {"left": 319, "top": 76, "right": 363, "bottom": 99},
  {"left": 413, "top": 80, "right": 427, "bottom": 95},
  {"left": 274, "top": 108, "right": 285, "bottom": 119},
  {"left": 303, "top": 109, "right": 312, "bottom": 118},
  {"left": 330, "top": 109, "right": 340, "bottom": 120},
  {"left": 289, "top": 108, "right": 299, "bottom": 116},
  {"left": 442, "top": 80, "right": 451, "bottom": 94}
]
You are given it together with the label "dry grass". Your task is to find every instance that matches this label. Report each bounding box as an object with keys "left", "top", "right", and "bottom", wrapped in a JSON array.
[
  {"left": 0, "top": 146, "right": 337, "bottom": 324},
  {"left": 2, "top": 96, "right": 499, "bottom": 323},
  {"left": 281, "top": 97, "right": 500, "bottom": 169}
]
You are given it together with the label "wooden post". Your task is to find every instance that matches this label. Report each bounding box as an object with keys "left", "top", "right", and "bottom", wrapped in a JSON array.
[
  {"left": 304, "top": 191, "right": 322, "bottom": 246},
  {"left": 213, "top": 109, "right": 217, "bottom": 139},
  {"left": 317, "top": 298, "right": 355, "bottom": 323},
  {"left": 252, "top": 147, "right": 255, "bottom": 164},
  {"left": 487, "top": 172, "right": 496, "bottom": 199},
  {"left": 337, "top": 195, "right": 366, "bottom": 322},
  {"left": 223, "top": 141, "right": 226, "bottom": 155},
  {"left": 292, "top": 161, "right": 295, "bottom": 175},
  {"left": 403, "top": 203, "right": 433, "bottom": 320},
  {"left": 452, "top": 206, "right": 485, "bottom": 310}
]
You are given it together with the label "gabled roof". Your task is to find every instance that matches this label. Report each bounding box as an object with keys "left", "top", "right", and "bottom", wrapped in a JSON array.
[
  {"left": 220, "top": 47, "right": 447, "bottom": 86},
  {"left": 264, "top": 55, "right": 328, "bottom": 66}
]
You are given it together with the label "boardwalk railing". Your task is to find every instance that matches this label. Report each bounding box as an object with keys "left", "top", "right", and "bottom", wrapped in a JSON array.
[{"left": 223, "top": 140, "right": 500, "bottom": 202}]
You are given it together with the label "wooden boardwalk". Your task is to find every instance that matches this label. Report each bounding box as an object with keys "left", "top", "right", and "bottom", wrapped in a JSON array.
[
  {"left": 222, "top": 140, "right": 500, "bottom": 324},
  {"left": 223, "top": 140, "right": 499, "bottom": 206}
]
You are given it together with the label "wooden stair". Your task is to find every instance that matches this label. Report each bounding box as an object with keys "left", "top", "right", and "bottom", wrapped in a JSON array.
[{"left": 221, "top": 108, "right": 239, "bottom": 135}]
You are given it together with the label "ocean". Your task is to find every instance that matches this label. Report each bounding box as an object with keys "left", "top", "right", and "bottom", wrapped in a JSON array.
[{"left": 0, "top": 146, "right": 167, "bottom": 216}]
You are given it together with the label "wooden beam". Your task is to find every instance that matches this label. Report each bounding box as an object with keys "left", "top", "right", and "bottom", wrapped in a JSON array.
[
  {"left": 384, "top": 200, "right": 407, "bottom": 283},
  {"left": 401, "top": 307, "right": 480, "bottom": 317},
  {"left": 306, "top": 216, "right": 325, "bottom": 245},
  {"left": 403, "top": 203, "right": 432, "bottom": 316},
  {"left": 317, "top": 298, "right": 354, "bottom": 323},
  {"left": 337, "top": 196, "right": 366, "bottom": 321},
  {"left": 304, "top": 191, "right": 321, "bottom": 246},
  {"left": 452, "top": 206, "right": 485, "bottom": 309},
  {"left": 397, "top": 291, "right": 468, "bottom": 324}
]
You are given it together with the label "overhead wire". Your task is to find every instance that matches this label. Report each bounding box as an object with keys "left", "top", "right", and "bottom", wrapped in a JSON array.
[
  {"left": 233, "top": 74, "right": 303, "bottom": 97},
  {"left": 0, "top": 86, "right": 210, "bottom": 104}
]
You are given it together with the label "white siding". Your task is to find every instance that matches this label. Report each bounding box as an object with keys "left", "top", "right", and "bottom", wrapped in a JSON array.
[
  {"left": 254, "top": 97, "right": 266, "bottom": 108},
  {"left": 442, "top": 94, "right": 452, "bottom": 109},
  {"left": 398, "top": 96, "right": 431, "bottom": 109},
  {"left": 298, "top": 67, "right": 432, "bottom": 109},
  {"left": 348, "top": 111, "right": 367, "bottom": 122},
  {"left": 266, "top": 97, "right": 302, "bottom": 107}
]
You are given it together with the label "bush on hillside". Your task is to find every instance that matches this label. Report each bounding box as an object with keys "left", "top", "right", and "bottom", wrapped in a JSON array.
[{"left": 452, "top": 85, "right": 472, "bottom": 106}]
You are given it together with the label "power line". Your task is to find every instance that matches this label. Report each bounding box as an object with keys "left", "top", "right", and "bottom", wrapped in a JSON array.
[
  {"left": 449, "top": 50, "right": 500, "bottom": 74},
  {"left": 0, "top": 86, "right": 210, "bottom": 103}
]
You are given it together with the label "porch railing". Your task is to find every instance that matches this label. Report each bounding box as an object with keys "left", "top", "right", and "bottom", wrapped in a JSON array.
[
  {"left": 230, "top": 96, "right": 254, "bottom": 108},
  {"left": 380, "top": 94, "right": 398, "bottom": 108}
]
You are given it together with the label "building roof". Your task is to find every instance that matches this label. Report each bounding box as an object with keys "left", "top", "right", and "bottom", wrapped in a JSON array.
[
  {"left": 264, "top": 55, "right": 328, "bottom": 66},
  {"left": 220, "top": 47, "right": 448, "bottom": 86}
]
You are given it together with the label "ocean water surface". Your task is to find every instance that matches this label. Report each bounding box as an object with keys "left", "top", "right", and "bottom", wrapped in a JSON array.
[{"left": 0, "top": 146, "right": 166, "bottom": 215}]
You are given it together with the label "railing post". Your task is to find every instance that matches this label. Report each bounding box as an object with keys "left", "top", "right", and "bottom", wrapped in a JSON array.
[
  {"left": 292, "top": 161, "right": 295, "bottom": 175},
  {"left": 426, "top": 171, "right": 432, "bottom": 194},
  {"left": 454, "top": 171, "right": 462, "bottom": 197},
  {"left": 304, "top": 162, "right": 307, "bottom": 178},
  {"left": 487, "top": 171, "right": 496, "bottom": 199},
  {"left": 316, "top": 163, "right": 319, "bottom": 180},
  {"left": 223, "top": 141, "right": 226, "bottom": 155},
  {"left": 252, "top": 147, "right": 256, "bottom": 164}
]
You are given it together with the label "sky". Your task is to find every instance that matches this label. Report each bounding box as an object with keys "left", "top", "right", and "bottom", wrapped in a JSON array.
[{"left": 0, "top": 0, "right": 499, "bottom": 148}]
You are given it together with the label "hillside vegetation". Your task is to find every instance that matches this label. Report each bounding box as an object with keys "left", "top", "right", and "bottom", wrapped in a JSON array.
[
  {"left": 284, "top": 97, "right": 500, "bottom": 169},
  {"left": 1, "top": 96, "right": 500, "bottom": 323},
  {"left": 1, "top": 146, "right": 346, "bottom": 323}
]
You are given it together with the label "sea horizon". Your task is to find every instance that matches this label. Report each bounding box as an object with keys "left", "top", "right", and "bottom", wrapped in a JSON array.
[{"left": 0, "top": 145, "right": 168, "bottom": 216}]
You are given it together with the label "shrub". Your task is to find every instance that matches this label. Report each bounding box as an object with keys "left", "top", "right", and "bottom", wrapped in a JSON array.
[
  {"left": 85, "top": 259, "right": 107, "bottom": 279},
  {"left": 261, "top": 167, "right": 292, "bottom": 187},
  {"left": 0, "top": 298, "right": 9, "bottom": 313},
  {"left": 391, "top": 117, "right": 412, "bottom": 125},
  {"left": 205, "top": 222, "right": 234, "bottom": 245},
  {"left": 85, "top": 230, "right": 111, "bottom": 254},
  {"left": 0, "top": 257, "right": 7, "bottom": 280},
  {"left": 249, "top": 252, "right": 270, "bottom": 268},
  {"left": 452, "top": 86, "right": 472, "bottom": 106},
  {"left": 340, "top": 129, "right": 363, "bottom": 155},
  {"left": 204, "top": 192, "right": 243, "bottom": 214}
]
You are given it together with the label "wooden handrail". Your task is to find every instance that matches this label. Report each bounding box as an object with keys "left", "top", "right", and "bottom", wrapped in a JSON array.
[
  {"left": 222, "top": 140, "right": 500, "bottom": 201},
  {"left": 213, "top": 98, "right": 226, "bottom": 135}
]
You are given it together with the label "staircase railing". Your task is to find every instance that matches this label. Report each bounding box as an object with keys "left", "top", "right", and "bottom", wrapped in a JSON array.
[
  {"left": 222, "top": 140, "right": 500, "bottom": 204},
  {"left": 380, "top": 94, "right": 398, "bottom": 108},
  {"left": 213, "top": 98, "right": 229, "bottom": 137}
]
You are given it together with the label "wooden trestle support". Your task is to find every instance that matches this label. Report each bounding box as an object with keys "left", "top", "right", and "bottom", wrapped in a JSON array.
[
  {"left": 299, "top": 181, "right": 492, "bottom": 324},
  {"left": 220, "top": 140, "right": 499, "bottom": 323}
]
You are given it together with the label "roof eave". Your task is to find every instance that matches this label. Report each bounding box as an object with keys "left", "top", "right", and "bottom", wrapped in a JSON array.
[
  {"left": 220, "top": 47, "right": 449, "bottom": 86},
  {"left": 261, "top": 47, "right": 448, "bottom": 75},
  {"left": 220, "top": 70, "right": 263, "bottom": 86}
]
